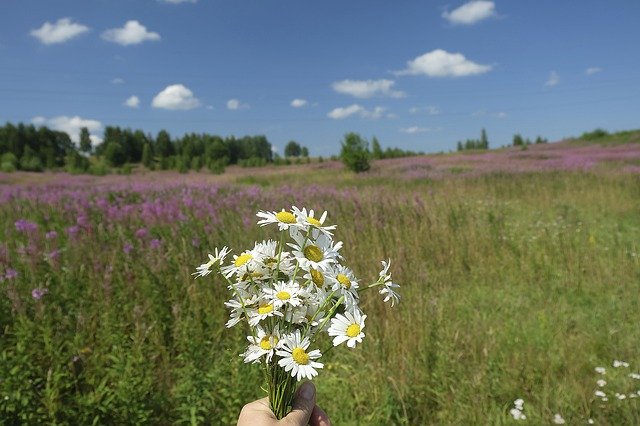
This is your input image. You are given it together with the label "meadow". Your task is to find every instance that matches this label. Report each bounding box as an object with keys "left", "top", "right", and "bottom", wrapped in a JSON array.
[{"left": 1, "top": 139, "right": 640, "bottom": 425}]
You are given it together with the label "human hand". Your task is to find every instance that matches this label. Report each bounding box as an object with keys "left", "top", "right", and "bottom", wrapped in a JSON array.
[{"left": 237, "top": 382, "right": 331, "bottom": 426}]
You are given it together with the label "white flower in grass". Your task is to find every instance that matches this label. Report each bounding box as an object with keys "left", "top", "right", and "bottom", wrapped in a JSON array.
[
  {"left": 328, "top": 310, "right": 366, "bottom": 348},
  {"left": 264, "top": 281, "right": 303, "bottom": 309},
  {"left": 276, "top": 330, "right": 323, "bottom": 381},
  {"left": 288, "top": 230, "right": 342, "bottom": 272},
  {"left": 257, "top": 208, "right": 301, "bottom": 231},
  {"left": 552, "top": 413, "right": 565, "bottom": 424},
  {"left": 378, "top": 259, "right": 401, "bottom": 307},
  {"left": 514, "top": 399, "right": 524, "bottom": 410},
  {"left": 615, "top": 393, "right": 626, "bottom": 400},
  {"left": 292, "top": 206, "right": 336, "bottom": 236},
  {"left": 510, "top": 408, "right": 526, "bottom": 420},
  {"left": 192, "top": 246, "right": 230, "bottom": 278},
  {"left": 595, "top": 367, "right": 606, "bottom": 375},
  {"left": 247, "top": 301, "right": 284, "bottom": 326},
  {"left": 613, "top": 360, "right": 629, "bottom": 368},
  {"left": 629, "top": 373, "right": 640, "bottom": 380},
  {"left": 597, "top": 379, "right": 607, "bottom": 387},
  {"left": 595, "top": 390, "right": 606, "bottom": 398},
  {"left": 243, "top": 325, "right": 281, "bottom": 363}
]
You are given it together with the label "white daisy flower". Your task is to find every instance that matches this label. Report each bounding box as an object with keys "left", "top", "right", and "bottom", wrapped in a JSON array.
[
  {"left": 276, "top": 330, "right": 323, "bottom": 381},
  {"left": 243, "top": 325, "right": 281, "bottom": 364},
  {"left": 514, "top": 399, "right": 524, "bottom": 410},
  {"left": 288, "top": 230, "right": 342, "bottom": 272},
  {"left": 613, "top": 360, "right": 629, "bottom": 368},
  {"left": 615, "top": 393, "right": 626, "bottom": 400},
  {"left": 379, "top": 259, "right": 401, "bottom": 307},
  {"left": 256, "top": 208, "right": 301, "bottom": 231},
  {"left": 247, "top": 301, "right": 284, "bottom": 326},
  {"left": 597, "top": 379, "right": 607, "bottom": 387},
  {"left": 328, "top": 310, "right": 366, "bottom": 348},
  {"left": 221, "top": 250, "right": 257, "bottom": 278},
  {"left": 264, "top": 281, "right": 303, "bottom": 309},
  {"left": 192, "top": 246, "right": 230, "bottom": 278},
  {"left": 303, "top": 268, "right": 328, "bottom": 290},
  {"left": 629, "top": 373, "right": 640, "bottom": 380},
  {"left": 595, "top": 390, "right": 606, "bottom": 398},
  {"left": 595, "top": 366, "right": 606, "bottom": 375},
  {"left": 552, "top": 413, "right": 565, "bottom": 424},
  {"left": 292, "top": 206, "right": 336, "bottom": 236},
  {"left": 510, "top": 408, "right": 526, "bottom": 421},
  {"left": 224, "top": 296, "right": 257, "bottom": 328},
  {"left": 325, "top": 265, "right": 359, "bottom": 309}
]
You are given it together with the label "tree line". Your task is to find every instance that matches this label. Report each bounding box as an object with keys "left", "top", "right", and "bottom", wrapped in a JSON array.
[{"left": 0, "top": 122, "right": 275, "bottom": 174}]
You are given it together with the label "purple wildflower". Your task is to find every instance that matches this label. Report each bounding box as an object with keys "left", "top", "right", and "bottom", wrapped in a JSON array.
[
  {"left": 45, "top": 230, "right": 58, "bottom": 240},
  {"left": 31, "top": 287, "right": 49, "bottom": 300},
  {"left": 135, "top": 228, "right": 148, "bottom": 239},
  {"left": 15, "top": 219, "right": 38, "bottom": 233},
  {"left": 123, "top": 242, "right": 133, "bottom": 255},
  {"left": 150, "top": 239, "right": 161, "bottom": 249},
  {"left": 191, "top": 238, "right": 200, "bottom": 247},
  {"left": 5, "top": 268, "right": 18, "bottom": 280}
]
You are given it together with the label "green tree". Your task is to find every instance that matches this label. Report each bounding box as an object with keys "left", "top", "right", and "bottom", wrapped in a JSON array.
[
  {"left": 512, "top": 134, "right": 524, "bottom": 147},
  {"left": 371, "top": 136, "right": 383, "bottom": 159},
  {"left": 340, "top": 132, "right": 370, "bottom": 173},
  {"left": 104, "top": 142, "right": 127, "bottom": 167},
  {"left": 480, "top": 128, "right": 489, "bottom": 149},
  {"left": 284, "top": 141, "right": 302, "bottom": 157},
  {"left": 79, "top": 127, "right": 92, "bottom": 154},
  {"left": 142, "top": 142, "right": 153, "bottom": 169},
  {"left": 300, "top": 146, "right": 309, "bottom": 157}
]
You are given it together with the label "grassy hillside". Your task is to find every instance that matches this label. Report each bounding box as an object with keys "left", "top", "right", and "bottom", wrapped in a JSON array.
[{"left": 1, "top": 149, "right": 640, "bottom": 424}]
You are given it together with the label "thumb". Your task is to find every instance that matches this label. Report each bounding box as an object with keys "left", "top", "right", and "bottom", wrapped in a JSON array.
[{"left": 281, "top": 382, "right": 316, "bottom": 425}]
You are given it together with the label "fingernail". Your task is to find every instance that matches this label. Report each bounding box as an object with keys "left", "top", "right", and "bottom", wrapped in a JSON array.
[{"left": 300, "top": 382, "right": 315, "bottom": 400}]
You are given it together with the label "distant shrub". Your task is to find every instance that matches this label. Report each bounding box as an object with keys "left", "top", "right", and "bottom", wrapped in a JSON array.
[
  {"left": 581, "top": 128, "right": 609, "bottom": 140},
  {"left": 207, "top": 159, "right": 225, "bottom": 174},
  {"left": 1, "top": 161, "right": 16, "bottom": 172},
  {"left": 88, "top": 162, "right": 109, "bottom": 176},
  {"left": 340, "top": 132, "right": 371, "bottom": 173}
]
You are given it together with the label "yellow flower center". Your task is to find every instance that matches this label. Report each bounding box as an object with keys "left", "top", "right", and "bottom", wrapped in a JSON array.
[
  {"left": 310, "top": 268, "right": 324, "bottom": 287},
  {"left": 275, "top": 211, "right": 296, "bottom": 224},
  {"left": 337, "top": 273, "right": 351, "bottom": 289},
  {"left": 235, "top": 253, "right": 252, "bottom": 267},
  {"left": 292, "top": 347, "right": 310, "bottom": 365},
  {"left": 307, "top": 217, "right": 321, "bottom": 226},
  {"left": 303, "top": 245, "right": 323, "bottom": 263},
  {"left": 276, "top": 291, "right": 291, "bottom": 301},
  {"left": 258, "top": 304, "right": 274, "bottom": 315},
  {"left": 346, "top": 324, "right": 361, "bottom": 338},
  {"left": 259, "top": 335, "right": 278, "bottom": 350}
]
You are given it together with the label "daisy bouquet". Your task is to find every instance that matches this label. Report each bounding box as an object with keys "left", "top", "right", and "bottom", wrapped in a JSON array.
[{"left": 194, "top": 206, "right": 400, "bottom": 419}]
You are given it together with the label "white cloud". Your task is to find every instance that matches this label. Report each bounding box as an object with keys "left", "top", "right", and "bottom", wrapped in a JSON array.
[
  {"left": 291, "top": 98, "right": 308, "bottom": 108},
  {"left": 545, "top": 71, "right": 560, "bottom": 86},
  {"left": 227, "top": 98, "right": 249, "bottom": 110},
  {"left": 396, "top": 49, "right": 491, "bottom": 77},
  {"left": 327, "top": 104, "right": 388, "bottom": 120},
  {"left": 442, "top": 1, "right": 496, "bottom": 25},
  {"left": 332, "top": 79, "right": 405, "bottom": 98},
  {"left": 124, "top": 95, "right": 140, "bottom": 108},
  {"left": 472, "top": 109, "right": 506, "bottom": 118},
  {"left": 31, "top": 115, "right": 103, "bottom": 145},
  {"left": 101, "top": 20, "right": 161, "bottom": 46},
  {"left": 585, "top": 67, "right": 602, "bottom": 75},
  {"left": 410, "top": 105, "right": 440, "bottom": 115},
  {"left": 152, "top": 84, "right": 200, "bottom": 110},
  {"left": 30, "top": 18, "right": 90, "bottom": 45},
  {"left": 111, "top": 77, "right": 125, "bottom": 84},
  {"left": 400, "top": 126, "right": 431, "bottom": 134}
]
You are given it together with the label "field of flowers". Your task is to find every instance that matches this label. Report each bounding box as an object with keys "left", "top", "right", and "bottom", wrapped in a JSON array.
[{"left": 1, "top": 141, "right": 640, "bottom": 424}]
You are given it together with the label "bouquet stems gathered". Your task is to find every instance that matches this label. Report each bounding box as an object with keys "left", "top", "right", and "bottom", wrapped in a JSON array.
[{"left": 193, "top": 207, "right": 400, "bottom": 418}]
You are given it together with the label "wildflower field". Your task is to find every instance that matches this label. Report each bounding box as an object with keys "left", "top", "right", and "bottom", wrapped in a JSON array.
[{"left": 1, "top": 140, "right": 640, "bottom": 424}]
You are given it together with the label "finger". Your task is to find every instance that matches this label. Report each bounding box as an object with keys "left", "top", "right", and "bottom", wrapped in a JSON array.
[
  {"left": 238, "top": 397, "right": 276, "bottom": 425},
  {"left": 281, "top": 382, "right": 316, "bottom": 426},
  {"left": 310, "top": 404, "right": 331, "bottom": 426}
]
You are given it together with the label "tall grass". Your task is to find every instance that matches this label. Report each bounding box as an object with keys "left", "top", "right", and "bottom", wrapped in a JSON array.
[{"left": 1, "top": 169, "right": 639, "bottom": 424}]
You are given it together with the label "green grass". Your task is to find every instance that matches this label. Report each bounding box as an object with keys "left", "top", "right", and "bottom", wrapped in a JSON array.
[{"left": 1, "top": 170, "right": 639, "bottom": 424}]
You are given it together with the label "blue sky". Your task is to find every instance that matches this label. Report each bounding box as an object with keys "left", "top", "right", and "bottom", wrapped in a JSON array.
[{"left": 1, "top": 0, "right": 639, "bottom": 155}]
